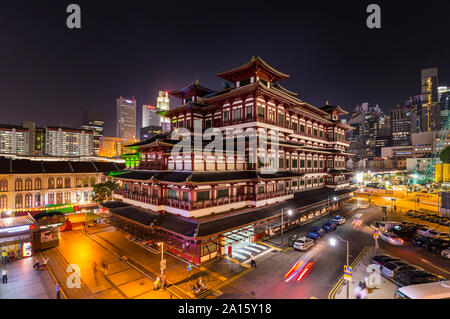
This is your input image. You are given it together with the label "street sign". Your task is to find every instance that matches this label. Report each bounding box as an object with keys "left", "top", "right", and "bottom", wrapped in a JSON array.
[
  {"left": 344, "top": 265, "right": 352, "bottom": 281},
  {"left": 160, "top": 259, "right": 166, "bottom": 270},
  {"left": 187, "top": 264, "right": 192, "bottom": 271}
]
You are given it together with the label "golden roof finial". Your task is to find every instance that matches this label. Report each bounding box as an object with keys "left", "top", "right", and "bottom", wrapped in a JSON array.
[
  {"left": 251, "top": 56, "right": 256, "bottom": 62},
  {"left": 326, "top": 100, "right": 329, "bottom": 105},
  {"left": 194, "top": 79, "right": 199, "bottom": 85}
]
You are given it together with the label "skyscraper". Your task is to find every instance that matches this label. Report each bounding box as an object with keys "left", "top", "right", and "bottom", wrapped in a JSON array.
[
  {"left": 438, "top": 86, "right": 450, "bottom": 128},
  {"left": 116, "top": 97, "right": 137, "bottom": 142},
  {"left": 142, "top": 104, "right": 159, "bottom": 128},
  {"left": 420, "top": 67, "right": 440, "bottom": 131},
  {"left": 157, "top": 91, "right": 170, "bottom": 132},
  {"left": 80, "top": 109, "right": 104, "bottom": 155}
]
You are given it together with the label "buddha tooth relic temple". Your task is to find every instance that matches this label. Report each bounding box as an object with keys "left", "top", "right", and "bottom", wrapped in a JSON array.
[{"left": 103, "top": 57, "right": 356, "bottom": 265}]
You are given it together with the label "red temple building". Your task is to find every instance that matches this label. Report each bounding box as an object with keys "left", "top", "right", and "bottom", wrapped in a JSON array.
[{"left": 104, "top": 57, "right": 356, "bottom": 265}]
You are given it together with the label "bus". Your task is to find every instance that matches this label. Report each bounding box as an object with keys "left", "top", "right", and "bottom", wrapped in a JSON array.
[{"left": 394, "top": 281, "right": 450, "bottom": 299}]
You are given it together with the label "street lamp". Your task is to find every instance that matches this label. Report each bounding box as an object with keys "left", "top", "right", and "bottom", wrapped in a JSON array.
[
  {"left": 280, "top": 208, "right": 293, "bottom": 247},
  {"left": 328, "top": 195, "right": 338, "bottom": 211},
  {"left": 157, "top": 242, "right": 166, "bottom": 289},
  {"left": 329, "top": 235, "right": 350, "bottom": 299}
]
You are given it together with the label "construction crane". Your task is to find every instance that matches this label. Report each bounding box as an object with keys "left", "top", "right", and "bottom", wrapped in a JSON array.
[{"left": 421, "top": 116, "right": 450, "bottom": 184}]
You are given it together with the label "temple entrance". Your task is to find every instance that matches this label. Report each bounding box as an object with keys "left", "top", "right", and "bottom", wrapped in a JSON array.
[{"left": 223, "top": 225, "right": 270, "bottom": 262}]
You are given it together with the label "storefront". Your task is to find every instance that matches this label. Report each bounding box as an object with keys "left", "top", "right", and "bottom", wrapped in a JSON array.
[
  {"left": 0, "top": 215, "right": 37, "bottom": 261},
  {"left": 32, "top": 212, "right": 66, "bottom": 250}
]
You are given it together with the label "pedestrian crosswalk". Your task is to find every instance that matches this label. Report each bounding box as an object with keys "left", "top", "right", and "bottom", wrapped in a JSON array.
[{"left": 230, "top": 243, "right": 270, "bottom": 262}]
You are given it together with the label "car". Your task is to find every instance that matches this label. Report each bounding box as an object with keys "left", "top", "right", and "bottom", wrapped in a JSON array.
[
  {"left": 412, "top": 235, "right": 429, "bottom": 247},
  {"left": 429, "top": 216, "right": 441, "bottom": 223},
  {"left": 411, "top": 211, "right": 423, "bottom": 218},
  {"left": 324, "top": 221, "right": 337, "bottom": 231},
  {"left": 322, "top": 223, "right": 332, "bottom": 232},
  {"left": 331, "top": 215, "right": 346, "bottom": 225},
  {"left": 416, "top": 226, "right": 432, "bottom": 236},
  {"left": 395, "top": 270, "right": 443, "bottom": 287},
  {"left": 371, "top": 255, "right": 401, "bottom": 268},
  {"left": 406, "top": 210, "right": 414, "bottom": 217},
  {"left": 425, "top": 230, "right": 450, "bottom": 240},
  {"left": 424, "top": 239, "right": 450, "bottom": 253},
  {"left": 307, "top": 227, "right": 325, "bottom": 239},
  {"left": 420, "top": 214, "right": 432, "bottom": 221},
  {"left": 288, "top": 234, "right": 300, "bottom": 247},
  {"left": 381, "top": 261, "right": 410, "bottom": 278},
  {"left": 392, "top": 227, "right": 415, "bottom": 241},
  {"left": 293, "top": 237, "right": 315, "bottom": 251},
  {"left": 439, "top": 218, "right": 450, "bottom": 226},
  {"left": 441, "top": 249, "right": 450, "bottom": 259},
  {"left": 379, "top": 231, "right": 404, "bottom": 245}
]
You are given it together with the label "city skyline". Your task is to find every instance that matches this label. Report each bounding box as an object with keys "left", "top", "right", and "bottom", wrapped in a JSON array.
[{"left": 1, "top": 1, "right": 449, "bottom": 136}]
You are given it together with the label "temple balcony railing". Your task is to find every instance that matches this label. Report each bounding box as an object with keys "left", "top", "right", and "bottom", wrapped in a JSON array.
[
  {"left": 138, "top": 163, "right": 166, "bottom": 170},
  {"left": 250, "top": 189, "right": 294, "bottom": 201},
  {"left": 190, "top": 195, "right": 249, "bottom": 210}
]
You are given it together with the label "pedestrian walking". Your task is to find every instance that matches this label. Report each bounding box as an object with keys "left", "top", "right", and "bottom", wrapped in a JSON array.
[
  {"left": 1, "top": 251, "right": 7, "bottom": 264},
  {"left": 101, "top": 259, "right": 108, "bottom": 275},
  {"left": 250, "top": 253, "right": 256, "bottom": 268},
  {"left": 92, "top": 261, "right": 98, "bottom": 281},
  {"left": 56, "top": 283, "right": 61, "bottom": 299},
  {"left": 2, "top": 267, "right": 7, "bottom": 284}
]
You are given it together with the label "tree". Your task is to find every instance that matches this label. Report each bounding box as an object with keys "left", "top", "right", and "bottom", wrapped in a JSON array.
[
  {"left": 92, "top": 181, "right": 119, "bottom": 204},
  {"left": 440, "top": 146, "right": 450, "bottom": 163}
]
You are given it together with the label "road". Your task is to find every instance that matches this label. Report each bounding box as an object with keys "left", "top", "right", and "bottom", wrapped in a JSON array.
[{"left": 216, "top": 203, "right": 450, "bottom": 299}]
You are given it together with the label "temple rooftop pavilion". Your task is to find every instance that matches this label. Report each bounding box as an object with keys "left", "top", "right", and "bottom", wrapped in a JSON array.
[{"left": 105, "top": 57, "right": 356, "bottom": 265}]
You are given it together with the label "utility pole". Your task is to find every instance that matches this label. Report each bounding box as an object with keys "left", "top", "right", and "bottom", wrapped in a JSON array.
[{"left": 280, "top": 208, "right": 284, "bottom": 247}]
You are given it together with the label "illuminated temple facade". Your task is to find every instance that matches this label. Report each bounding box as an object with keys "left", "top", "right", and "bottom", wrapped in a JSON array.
[
  {"left": 112, "top": 57, "right": 353, "bottom": 218},
  {"left": 107, "top": 57, "right": 355, "bottom": 264}
]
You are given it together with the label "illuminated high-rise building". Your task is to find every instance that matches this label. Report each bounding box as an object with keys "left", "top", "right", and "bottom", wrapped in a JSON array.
[
  {"left": 420, "top": 68, "right": 440, "bottom": 131},
  {"left": 438, "top": 86, "right": 450, "bottom": 128},
  {"left": 116, "top": 96, "right": 137, "bottom": 142},
  {"left": 157, "top": 91, "right": 170, "bottom": 132},
  {"left": 80, "top": 109, "right": 104, "bottom": 156}
]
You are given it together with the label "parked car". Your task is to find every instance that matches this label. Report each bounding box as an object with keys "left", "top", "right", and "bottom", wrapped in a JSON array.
[
  {"left": 379, "top": 231, "right": 404, "bottom": 245},
  {"left": 307, "top": 227, "right": 325, "bottom": 239},
  {"left": 406, "top": 210, "right": 414, "bottom": 217},
  {"left": 396, "top": 270, "right": 443, "bottom": 287},
  {"left": 371, "top": 255, "right": 401, "bottom": 268},
  {"left": 439, "top": 218, "right": 450, "bottom": 226},
  {"left": 322, "top": 223, "right": 332, "bottom": 232},
  {"left": 420, "top": 214, "right": 433, "bottom": 221},
  {"left": 381, "top": 261, "right": 410, "bottom": 278},
  {"left": 324, "top": 221, "right": 337, "bottom": 231},
  {"left": 411, "top": 211, "right": 423, "bottom": 218},
  {"left": 392, "top": 227, "right": 415, "bottom": 241},
  {"left": 424, "top": 239, "right": 450, "bottom": 253},
  {"left": 412, "top": 235, "right": 429, "bottom": 248},
  {"left": 429, "top": 216, "right": 441, "bottom": 224},
  {"left": 416, "top": 226, "right": 432, "bottom": 236},
  {"left": 426, "top": 230, "right": 450, "bottom": 240},
  {"left": 332, "top": 215, "right": 346, "bottom": 225},
  {"left": 441, "top": 249, "right": 450, "bottom": 259},
  {"left": 293, "top": 237, "right": 315, "bottom": 251}
]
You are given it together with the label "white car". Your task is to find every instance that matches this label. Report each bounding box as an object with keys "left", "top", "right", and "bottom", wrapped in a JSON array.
[
  {"left": 293, "top": 237, "right": 315, "bottom": 251},
  {"left": 332, "top": 215, "right": 346, "bottom": 225},
  {"left": 426, "top": 230, "right": 450, "bottom": 240},
  {"left": 381, "top": 261, "right": 411, "bottom": 278},
  {"left": 416, "top": 226, "right": 432, "bottom": 236},
  {"left": 379, "top": 231, "right": 404, "bottom": 245},
  {"left": 442, "top": 249, "right": 450, "bottom": 259}
]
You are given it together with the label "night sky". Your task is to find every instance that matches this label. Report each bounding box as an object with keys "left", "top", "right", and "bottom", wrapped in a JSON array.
[{"left": 1, "top": 0, "right": 449, "bottom": 137}]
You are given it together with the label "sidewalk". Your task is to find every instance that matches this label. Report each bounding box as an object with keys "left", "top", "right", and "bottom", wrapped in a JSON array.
[
  {"left": 334, "top": 247, "right": 398, "bottom": 299},
  {"left": 87, "top": 227, "right": 248, "bottom": 299},
  {"left": 43, "top": 230, "right": 172, "bottom": 299},
  {"left": 0, "top": 257, "right": 57, "bottom": 299}
]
